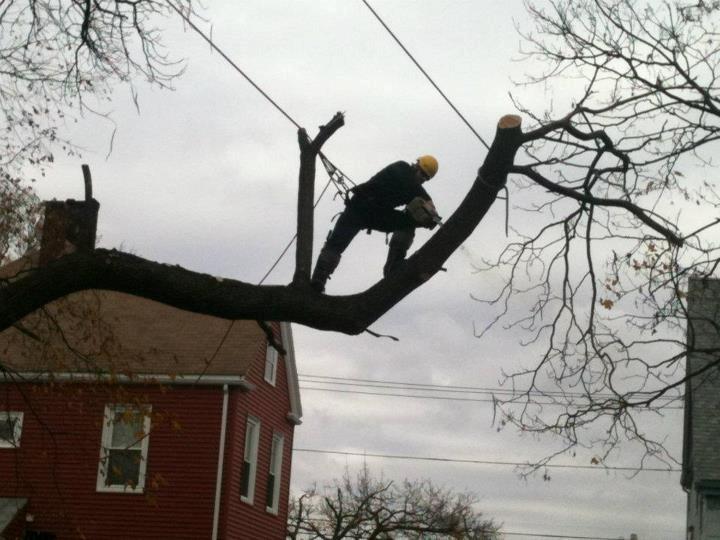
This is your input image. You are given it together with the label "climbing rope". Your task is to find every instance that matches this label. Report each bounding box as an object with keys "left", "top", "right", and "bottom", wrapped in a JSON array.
[{"left": 319, "top": 152, "right": 355, "bottom": 201}]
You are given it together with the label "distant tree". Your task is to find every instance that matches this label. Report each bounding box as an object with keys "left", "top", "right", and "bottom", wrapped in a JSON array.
[
  {"left": 0, "top": 176, "right": 40, "bottom": 263},
  {"left": 287, "top": 466, "right": 498, "bottom": 539},
  {"left": 0, "top": 0, "right": 194, "bottom": 258}
]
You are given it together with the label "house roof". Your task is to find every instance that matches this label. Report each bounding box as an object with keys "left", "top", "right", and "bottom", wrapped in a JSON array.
[{"left": 0, "top": 287, "right": 268, "bottom": 379}]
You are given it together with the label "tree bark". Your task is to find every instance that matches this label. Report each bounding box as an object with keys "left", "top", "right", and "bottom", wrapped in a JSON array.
[
  {"left": 293, "top": 112, "right": 345, "bottom": 286},
  {"left": 0, "top": 115, "right": 523, "bottom": 335}
]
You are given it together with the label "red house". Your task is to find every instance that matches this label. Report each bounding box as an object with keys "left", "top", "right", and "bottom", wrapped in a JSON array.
[{"left": 0, "top": 197, "right": 302, "bottom": 539}]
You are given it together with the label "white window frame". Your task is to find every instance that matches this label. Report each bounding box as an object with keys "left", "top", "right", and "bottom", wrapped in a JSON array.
[
  {"left": 265, "top": 433, "right": 284, "bottom": 515},
  {"left": 97, "top": 404, "right": 151, "bottom": 494},
  {"left": 264, "top": 344, "right": 278, "bottom": 386},
  {"left": 240, "top": 416, "right": 261, "bottom": 504},
  {"left": 0, "top": 412, "right": 24, "bottom": 448}
]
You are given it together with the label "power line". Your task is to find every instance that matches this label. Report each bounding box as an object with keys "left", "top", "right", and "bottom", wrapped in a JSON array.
[
  {"left": 499, "top": 533, "right": 625, "bottom": 540},
  {"left": 300, "top": 386, "right": 683, "bottom": 411},
  {"left": 257, "top": 177, "right": 335, "bottom": 285},
  {"left": 167, "top": 1, "right": 354, "bottom": 185},
  {"left": 293, "top": 448, "right": 681, "bottom": 473},
  {"left": 167, "top": 1, "right": 301, "bottom": 129},
  {"left": 360, "top": 0, "right": 490, "bottom": 150},
  {"left": 167, "top": 1, "right": 355, "bottom": 284},
  {"left": 301, "top": 386, "right": 498, "bottom": 404},
  {"left": 298, "top": 386, "right": 684, "bottom": 409},
  {"left": 300, "top": 373, "right": 529, "bottom": 395},
  {"left": 291, "top": 517, "right": 623, "bottom": 540},
  {"left": 298, "top": 375, "right": 560, "bottom": 397},
  {"left": 299, "top": 373, "right": 684, "bottom": 403}
]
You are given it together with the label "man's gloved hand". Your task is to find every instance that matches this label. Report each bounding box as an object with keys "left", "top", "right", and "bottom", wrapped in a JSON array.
[{"left": 406, "top": 197, "right": 441, "bottom": 229}]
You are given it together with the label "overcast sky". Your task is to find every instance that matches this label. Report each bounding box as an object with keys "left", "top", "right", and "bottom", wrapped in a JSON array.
[{"left": 37, "top": 1, "right": 686, "bottom": 538}]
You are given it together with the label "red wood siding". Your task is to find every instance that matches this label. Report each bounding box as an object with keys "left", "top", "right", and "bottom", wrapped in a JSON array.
[
  {"left": 0, "top": 383, "right": 224, "bottom": 539},
  {"left": 220, "top": 324, "right": 296, "bottom": 540}
]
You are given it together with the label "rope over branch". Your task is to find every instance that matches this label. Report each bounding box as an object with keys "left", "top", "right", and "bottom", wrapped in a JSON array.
[{"left": 293, "top": 112, "right": 346, "bottom": 286}]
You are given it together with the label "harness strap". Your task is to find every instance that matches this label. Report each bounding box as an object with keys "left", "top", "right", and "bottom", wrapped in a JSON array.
[{"left": 320, "top": 153, "right": 354, "bottom": 202}]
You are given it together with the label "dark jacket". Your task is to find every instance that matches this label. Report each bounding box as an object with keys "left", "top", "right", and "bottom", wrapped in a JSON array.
[{"left": 349, "top": 161, "right": 431, "bottom": 211}]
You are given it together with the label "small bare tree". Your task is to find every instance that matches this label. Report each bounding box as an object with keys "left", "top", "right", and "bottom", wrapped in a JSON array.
[{"left": 287, "top": 466, "right": 498, "bottom": 540}]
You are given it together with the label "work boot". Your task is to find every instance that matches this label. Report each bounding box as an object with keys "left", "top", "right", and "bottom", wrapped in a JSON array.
[
  {"left": 311, "top": 247, "right": 342, "bottom": 293},
  {"left": 383, "top": 228, "right": 415, "bottom": 277}
]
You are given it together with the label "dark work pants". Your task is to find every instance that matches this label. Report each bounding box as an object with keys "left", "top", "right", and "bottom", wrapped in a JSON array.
[
  {"left": 323, "top": 204, "right": 416, "bottom": 256},
  {"left": 311, "top": 198, "right": 421, "bottom": 291}
]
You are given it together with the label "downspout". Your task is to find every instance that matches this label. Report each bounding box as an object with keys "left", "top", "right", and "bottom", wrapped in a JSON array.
[{"left": 212, "top": 384, "right": 229, "bottom": 540}]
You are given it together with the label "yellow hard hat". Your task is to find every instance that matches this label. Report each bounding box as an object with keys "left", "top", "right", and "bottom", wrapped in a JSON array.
[{"left": 416, "top": 155, "right": 439, "bottom": 179}]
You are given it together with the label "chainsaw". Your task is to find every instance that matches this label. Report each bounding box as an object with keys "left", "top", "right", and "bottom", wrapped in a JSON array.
[{"left": 407, "top": 197, "right": 443, "bottom": 227}]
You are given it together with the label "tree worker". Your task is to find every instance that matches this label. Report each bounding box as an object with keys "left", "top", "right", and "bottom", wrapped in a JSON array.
[{"left": 310, "top": 155, "right": 441, "bottom": 293}]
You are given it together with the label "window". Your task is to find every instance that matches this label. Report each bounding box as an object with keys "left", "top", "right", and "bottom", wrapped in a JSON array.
[
  {"left": 240, "top": 416, "right": 261, "bottom": 503},
  {"left": 97, "top": 404, "right": 151, "bottom": 493},
  {"left": 265, "top": 433, "right": 284, "bottom": 514},
  {"left": 264, "top": 344, "right": 278, "bottom": 386},
  {"left": 708, "top": 495, "right": 720, "bottom": 510},
  {"left": 0, "top": 412, "right": 23, "bottom": 448}
]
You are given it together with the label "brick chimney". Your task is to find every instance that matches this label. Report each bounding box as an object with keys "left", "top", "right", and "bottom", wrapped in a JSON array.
[{"left": 39, "top": 165, "right": 100, "bottom": 265}]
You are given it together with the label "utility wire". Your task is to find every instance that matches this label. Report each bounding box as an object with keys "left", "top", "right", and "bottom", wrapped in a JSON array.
[
  {"left": 204, "top": 177, "right": 333, "bottom": 378},
  {"left": 258, "top": 177, "right": 334, "bottom": 285},
  {"left": 291, "top": 517, "right": 623, "bottom": 540},
  {"left": 167, "top": 0, "right": 354, "bottom": 187},
  {"left": 167, "top": 1, "right": 300, "bottom": 129},
  {"left": 360, "top": 0, "right": 490, "bottom": 150},
  {"left": 301, "top": 386, "right": 500, "bottom": 404},
  {"left": 359, "top": 0, "right": 512, "bottom": 228},
  {"left": 298, "top": 386, "right": 684, "bottom": 409},
  {"left": 293, "top": 448, "right": 681, "bottom": 472},
  {"left": 499, "top": 533, "right": 625, "bottom": 540},
  {"left": 167, "top": 1, "right": 355, "bottom": 285},
  {"left": 299, "top": 378, "right": 532, "bottom": 397},
  {"left": 298, "top": 373, "right": 684, "bottom": 402}
]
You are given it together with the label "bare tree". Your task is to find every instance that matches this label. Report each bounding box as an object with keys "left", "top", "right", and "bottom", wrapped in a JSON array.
[
  {"left": 0, "top": 174, "right": 40, "bottom": 263},
  {"left": 3, "top": 0, "right": 719, "bottom": 469},
  {"left": 0, "top": 0, "right": 194, "bottom": 259},
  {"left": 471, "top": 0, "right": 720, "bottom": 468},
  {"left": 287, "top": 466, "right": 498, "bottom": 539}
]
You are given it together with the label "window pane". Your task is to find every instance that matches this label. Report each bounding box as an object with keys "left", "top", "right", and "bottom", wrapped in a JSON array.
[
  {"left": 270, "top": 436, "right": 282, "bottom": 471},
  {"left": 241, "top": 460, "right": 251, "bottom": 498},
  {"left": 266, "top": 473, "right": 275, "bottom": 508},
  {"left": 243, "top": 422, "right": 257, "bottom": 460},
  {"left": 111, "top": 412, "right": 143, "bottom": 449},
  {"left": 0, "top": 418, "right": 16, "bottom": 443},
  {"left": 267, "top": 434, "right": 284, "bottom": 511},
  {"left": 264, "top": 347, "right": 277, "bottom": 384},
  {"left": 241, "top": 417, "right": 260, "bottom": 502},
  {"left": 0, "top": 413, "right": 21, "bottom": 447},
  {"left": 106, "top": 449, "right": 141, "bottom": 486}
]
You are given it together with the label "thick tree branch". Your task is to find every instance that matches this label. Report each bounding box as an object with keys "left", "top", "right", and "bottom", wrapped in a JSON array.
[
  {"left": 512, "top": 165, "right": 683, "bottom": 246},
  {"left": 0, "top": 115, "right": 523, "bottom": 336}
]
